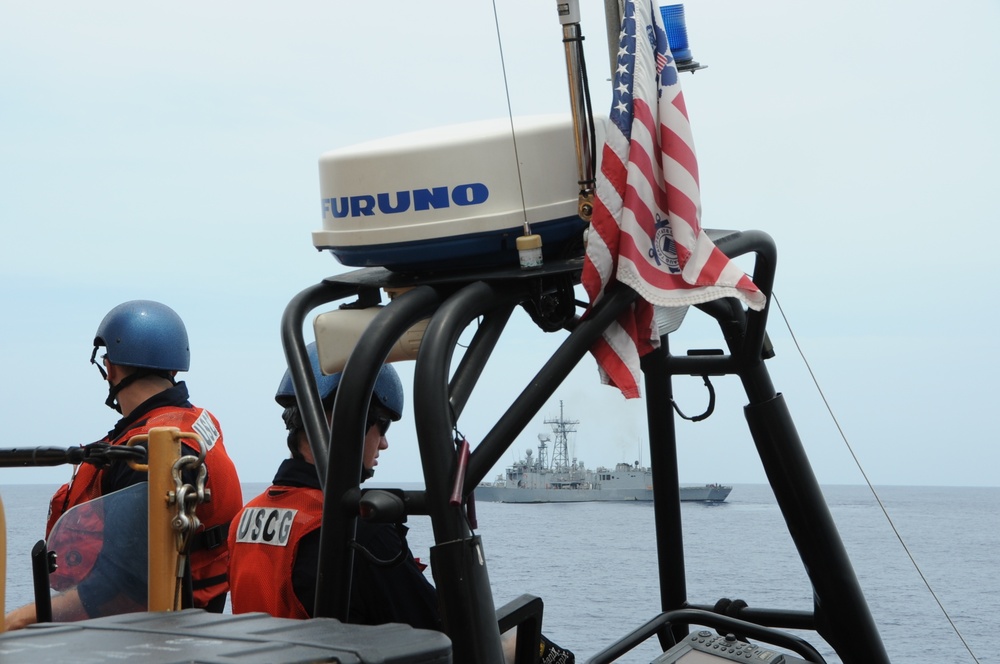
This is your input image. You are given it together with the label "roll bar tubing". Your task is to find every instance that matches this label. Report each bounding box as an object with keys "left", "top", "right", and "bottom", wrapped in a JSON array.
[{"left": 278, "top": 230, "right": 889, "bottom": 663}]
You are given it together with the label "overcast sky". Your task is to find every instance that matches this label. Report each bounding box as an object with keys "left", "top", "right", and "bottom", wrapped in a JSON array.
[{"left": 2, "top": 0, "right": 997, "bottom": 490}]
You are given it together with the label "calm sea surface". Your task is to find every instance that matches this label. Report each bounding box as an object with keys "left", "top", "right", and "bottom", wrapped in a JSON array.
[{"left": 1, "top": 483, "right": 996, "bottom": 663}]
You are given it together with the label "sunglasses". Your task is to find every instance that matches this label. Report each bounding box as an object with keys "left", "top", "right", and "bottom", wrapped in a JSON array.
[{"left": 367, "top": 415, "right": 391, "bottom": 436}]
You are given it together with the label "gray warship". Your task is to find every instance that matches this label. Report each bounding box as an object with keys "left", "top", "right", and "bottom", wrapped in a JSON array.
[{"left": 475, "top": 402, "right": 732, "bottom": 504}]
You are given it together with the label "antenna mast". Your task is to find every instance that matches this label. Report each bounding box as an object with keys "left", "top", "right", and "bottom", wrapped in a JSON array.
[{"left": 545, "top": 400, "right": 579, "bottom": 472}]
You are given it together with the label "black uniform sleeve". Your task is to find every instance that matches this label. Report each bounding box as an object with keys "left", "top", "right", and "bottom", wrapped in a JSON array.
[
  {"left": 291, "top": 521, "right": 441, "bottom": 632},
  {"left": 292, "top": 528, "right": 320, "bottom": 615},
  {"left": 349, "top": 521, "right": 442, "bottom": 632}
]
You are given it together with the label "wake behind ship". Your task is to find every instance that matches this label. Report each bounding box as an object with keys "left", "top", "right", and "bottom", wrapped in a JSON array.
[{"left": 475, "top": 402, "right": 731, "bottom": 504}]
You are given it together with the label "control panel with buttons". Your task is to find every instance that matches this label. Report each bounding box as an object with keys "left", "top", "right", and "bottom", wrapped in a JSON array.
[{"left": 649, "top": 630, "right": 811, "bottom": 663}]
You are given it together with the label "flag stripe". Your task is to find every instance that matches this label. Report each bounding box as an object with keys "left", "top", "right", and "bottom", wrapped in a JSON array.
[{"left": 583, "top": 0, "right": 766, "bottom": 398}]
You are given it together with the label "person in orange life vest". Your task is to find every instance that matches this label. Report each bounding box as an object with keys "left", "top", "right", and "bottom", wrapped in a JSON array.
[
  {"left": 228, "top": 342, "right": 441, "bottom": 630},
  {"left": 4, "top": 300, "right": 243, "bottom": 631},
  {"left": 229, "top": 344, "right": 576, "bottom": 664}
]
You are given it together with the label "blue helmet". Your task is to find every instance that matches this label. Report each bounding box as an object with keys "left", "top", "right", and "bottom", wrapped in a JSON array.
[
  {"left": 372, "top": 363, "right": 404, "bottom": 421},
  {"left": 275, "top": 342, "right": 403, "bottom": 420},
  {"left": 94, "top": 300, "right": 190, "bottom": 371}
]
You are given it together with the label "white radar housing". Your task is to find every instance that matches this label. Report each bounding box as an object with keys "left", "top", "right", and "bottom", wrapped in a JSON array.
[{"left": 314, "top": 115, "right": 605, "bottom": 272}]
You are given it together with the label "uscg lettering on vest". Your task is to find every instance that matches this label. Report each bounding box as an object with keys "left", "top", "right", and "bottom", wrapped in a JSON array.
[
  {"left": 235, "top": 507, "right": 297, "bottom": 546},
  {"left": 191, "top": 409, "right": 220, "bottom": 451},
  {"left": 322, "top": 182, "right": 489, "bottom": 219}
]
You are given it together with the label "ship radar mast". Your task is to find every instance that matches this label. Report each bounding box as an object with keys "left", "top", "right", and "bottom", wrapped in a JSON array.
[
  {"left": 535, "top": 434, "right": 550, "bottom": 470},
  {"left": 544, "top": 400, "right": 579, "bottom": 473}
]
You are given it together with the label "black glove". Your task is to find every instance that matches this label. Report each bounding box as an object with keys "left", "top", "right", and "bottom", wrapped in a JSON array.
[{"left": 540, "top": 634, "right": 575, "bottom": 664}]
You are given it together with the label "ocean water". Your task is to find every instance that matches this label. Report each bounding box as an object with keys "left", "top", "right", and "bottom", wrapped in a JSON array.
[{"left": 1, "top": 483, "right": 996, "bottom": 663}]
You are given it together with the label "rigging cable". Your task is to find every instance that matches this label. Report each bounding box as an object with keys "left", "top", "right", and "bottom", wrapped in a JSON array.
[
  {"left": 772, "top": 292, "right": 982, "bottom": 664},
  {"left": 489, "top": 0, "right": 530, "bottom": 231}
]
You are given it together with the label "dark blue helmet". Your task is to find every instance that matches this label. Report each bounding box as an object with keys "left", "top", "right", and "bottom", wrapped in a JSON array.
[
  {"left": 275, "top": 342, "right": 403, "bottom": 420},
  {"left": 372, "top": 363, "right": 404, "bottom": 421},
  {"left": 94, "top": 300, "right": 190, "bottom": 371}
]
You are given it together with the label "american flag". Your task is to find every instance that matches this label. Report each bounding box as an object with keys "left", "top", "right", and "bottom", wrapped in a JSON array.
[{"left": 581, "top": 0, "right": 766, "bottom": 398}]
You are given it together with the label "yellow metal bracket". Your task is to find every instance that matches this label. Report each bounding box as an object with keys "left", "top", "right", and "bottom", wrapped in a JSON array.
[{"left": 127, "top": 427, "right": 205, "bottom": 612}]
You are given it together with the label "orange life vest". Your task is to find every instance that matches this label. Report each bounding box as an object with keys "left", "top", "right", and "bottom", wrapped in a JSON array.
[
  {"left": 45, "top": 405, "right": 243, "bottom": 607},
  {"left": 227, "top": 484, "right": 324, "bottom": 619}
]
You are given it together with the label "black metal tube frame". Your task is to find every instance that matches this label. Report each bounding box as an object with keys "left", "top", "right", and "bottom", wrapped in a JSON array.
[{"left": 278, "top": 230, "right": 890, "bottom": 663}]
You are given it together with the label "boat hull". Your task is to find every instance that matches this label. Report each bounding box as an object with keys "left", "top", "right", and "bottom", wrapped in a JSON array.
[{"left": 474, "top": 484, "right": 731, "bottom": 504}]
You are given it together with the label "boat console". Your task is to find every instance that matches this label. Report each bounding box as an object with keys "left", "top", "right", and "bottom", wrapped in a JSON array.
[{"left": 651, "top": 631, "right": 810, "bottom": 664}]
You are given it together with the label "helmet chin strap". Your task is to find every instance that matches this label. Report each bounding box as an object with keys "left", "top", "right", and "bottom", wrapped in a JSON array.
[
  {"left": 90, "top": 346, "right": 109, "bottom": 380},
  {"left": 104, "top": 369, "right": 176, "bottom": 413},
  {"left": 105, "top": 372, "right": 140, "bottom": 412},
  {"left": 362, "top": 467, "right": 375, "bottom": 481}
]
